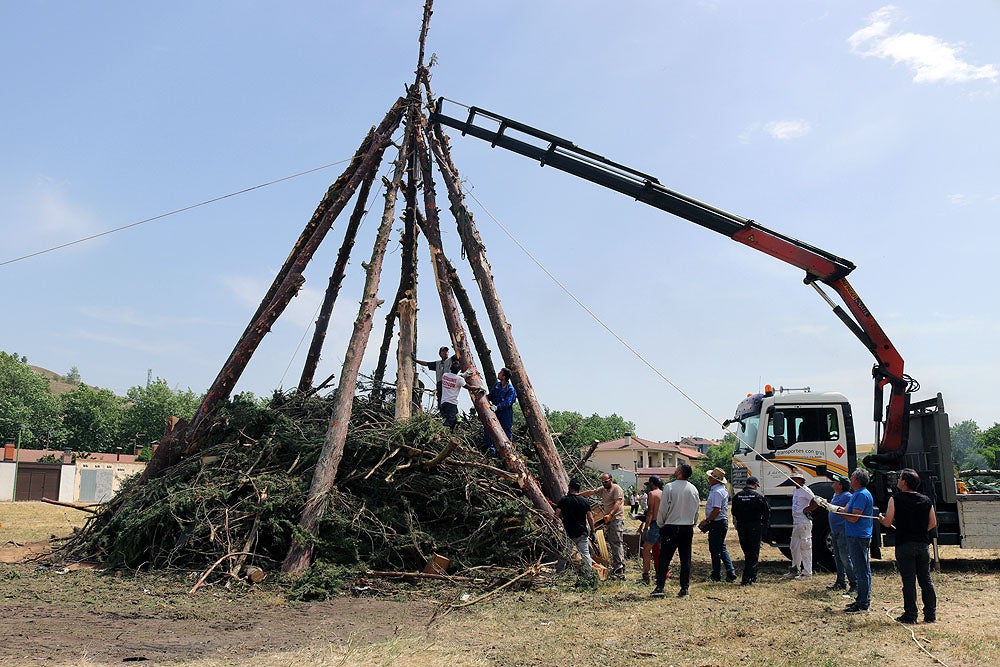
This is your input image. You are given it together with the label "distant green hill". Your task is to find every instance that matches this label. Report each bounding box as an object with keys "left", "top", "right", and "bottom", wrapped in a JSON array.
[{"left": 28, "top": 365, "right": 95, "bottom": 395}]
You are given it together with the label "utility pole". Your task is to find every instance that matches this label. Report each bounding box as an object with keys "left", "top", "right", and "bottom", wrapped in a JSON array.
[{"left": 10, "top": 424, "right": 23, "bottom": 502}]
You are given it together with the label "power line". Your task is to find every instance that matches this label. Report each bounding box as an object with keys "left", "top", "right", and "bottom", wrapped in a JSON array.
[{"left": 1, "top": 158, "right": 354, "bottom": 268}]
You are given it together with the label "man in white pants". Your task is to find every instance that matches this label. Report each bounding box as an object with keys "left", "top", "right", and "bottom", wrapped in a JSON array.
[{"left": 786, "top": 469, "right": 818, "bottom": 579}]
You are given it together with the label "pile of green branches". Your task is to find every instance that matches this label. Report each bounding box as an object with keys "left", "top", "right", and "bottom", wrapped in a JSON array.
[{"left": 63, "top": 391, "right": 565, "bottom": 583}]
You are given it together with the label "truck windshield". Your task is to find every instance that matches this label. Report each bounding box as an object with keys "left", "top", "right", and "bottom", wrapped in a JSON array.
[{"left": 735, "top": 416, "right": 759, "bottom": 454}]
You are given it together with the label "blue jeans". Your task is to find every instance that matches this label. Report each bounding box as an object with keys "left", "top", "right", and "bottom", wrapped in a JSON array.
[
  {"left": 707, "top": 520, "right": 735, "bottom": 579},
  {"left": 831, "top": 531, "right": 856, "bottom": 588},
  {"left": 846, "top": 536, "right": 872, "bottom": 608}
]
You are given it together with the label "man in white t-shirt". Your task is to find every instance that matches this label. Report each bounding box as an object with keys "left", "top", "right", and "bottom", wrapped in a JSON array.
[{"left": 438, "top": 358, "right": 466, "bottom": 429}]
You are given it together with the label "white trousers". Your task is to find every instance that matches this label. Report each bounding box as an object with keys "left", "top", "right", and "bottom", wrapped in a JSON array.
[{"left": 791, "top": 522, "right": 813, "bottom": 576}]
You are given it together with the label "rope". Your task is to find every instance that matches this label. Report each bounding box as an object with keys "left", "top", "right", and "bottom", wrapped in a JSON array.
[
  {"left": 462, "top": 180, "right": 881, "bottom": 510},
  {"left": 1, "top": 159, "right": 356, "bottom": 268},
  {"left": 883, "top": 608, "right": 950, "bottom": 666}
]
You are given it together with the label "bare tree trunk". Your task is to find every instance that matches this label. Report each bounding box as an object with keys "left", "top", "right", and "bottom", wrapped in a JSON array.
[
  {"left": 161, "top": 96, "right": 406, "bottom": 467},
  {"left": 394, "top": 296, "right": 417, "bottom": 419},
  {"left": 283, "top": 107, "right": 415, "bottom": 575},
  {"left": 298, "top": 172, "right": 377, "bottom": 392},
  {"left": 412, "top": 119, "right": 555, "bottom": 520},
  {"left": 444, "top": 254, "right": 496, "bottom": 387},
  {"left": 424, "top": 117, "right": 568, "bottom": 501},
  {"left": 371, "top": 153, "right": 420, "bottom": 402}
]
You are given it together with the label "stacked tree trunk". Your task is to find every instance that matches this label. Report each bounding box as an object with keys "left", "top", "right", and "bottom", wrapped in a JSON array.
[{"left": 139, "top": 0, "right": 570, "bottom": 576}]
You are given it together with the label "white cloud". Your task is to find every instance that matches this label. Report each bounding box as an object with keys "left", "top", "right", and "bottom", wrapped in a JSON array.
[
  {"left": 849, "top": 6, "right": 998, "bottom": 84},
  {"left": 763, "top": 119, "right": 812, "bottom": 141},
  {"left": 948, "top": 193, "right": 971, "bottom": 207}
]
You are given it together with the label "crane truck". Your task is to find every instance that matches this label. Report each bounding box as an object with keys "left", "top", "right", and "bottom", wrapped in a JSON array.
[{"left": 431, "top": 99, "right": 1000, "bottom": 566}]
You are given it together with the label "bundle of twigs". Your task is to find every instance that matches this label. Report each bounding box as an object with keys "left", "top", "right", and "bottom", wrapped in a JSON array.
[{"left": 62, "top": 392, "right": 565, "bottom": 593}]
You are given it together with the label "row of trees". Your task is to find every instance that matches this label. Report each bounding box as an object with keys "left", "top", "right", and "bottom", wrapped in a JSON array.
[
  {"left": 950, "top": 419, "right": 1000, "bottom": 470},
  {"left": 0, "top": 351, "right": 204, "bottom": 455}
]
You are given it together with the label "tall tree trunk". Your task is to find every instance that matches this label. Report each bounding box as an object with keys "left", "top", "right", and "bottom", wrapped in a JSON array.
[
  {"left": 444, "top": 253, "right": 496, "bottom": 387},
  {"left": 394, "top": 296, "right": 417, "bottom": 419},
  {"left": 412, "top": 120, "right": 555, "bottom": 520},
  {"left": 423, "top": 117, "right": 568, "bottom": 501},
  {"left": 283, "top": 107, "right": 415, "bottom": 575},
  {"left": 182, "top": 97, "right": 406, "bottom": 451},
  {"left": 298, "top": 172, "right": 377, "bottom": 392}
]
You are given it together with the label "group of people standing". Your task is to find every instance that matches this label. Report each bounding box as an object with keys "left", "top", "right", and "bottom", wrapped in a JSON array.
[
  {"left": 414, "top": 345, "right": 517, "bottom": 453},
  {"left": 554, "top": 463, "right": 938, "bottom": 624}
]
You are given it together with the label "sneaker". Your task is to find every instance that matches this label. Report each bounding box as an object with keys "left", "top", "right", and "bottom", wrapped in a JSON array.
[
  {"left": 783, "top": 571, "right": 799, "bottom": 579},
  {"left": 895, "top": 615, "right": 918, "bottom": 624},
  {"left": 726, "top": 573, "right": 737, "bottom": 582},
  {"left": 650, "top": 587, "right": 665, "bottom": 598},
  {"left": 641, "top": 571, "right": 651, "bottom": 585},
  {"left": 706, "top": 576, "right": 721, "bottom": 583},
  {"left": 846, "top": 586, "right": 858, "bottom": 595},
  {"left": 924, "top": 615, "right": 936, "bottom": 623},
  {"left": 826, "top": 582, "right": 846, "bottom": 591},
  {"left": 845, "top": 606, "right": 869, "bottom": 614},
  {"left": 677, "top": 589, "right": 689, "bottom": 598},
  {"left": 794, "top": 573, "right": 812, "bottom": 580}
]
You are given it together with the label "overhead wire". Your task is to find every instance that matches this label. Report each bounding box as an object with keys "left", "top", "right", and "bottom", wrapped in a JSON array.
[{"left": 0, "top": 158, "right": 356, "bottom": 268}]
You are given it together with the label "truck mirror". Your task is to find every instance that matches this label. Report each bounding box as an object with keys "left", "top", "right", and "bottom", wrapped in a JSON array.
[
  {"left": 773, "top": 434, "right": 785, "bottom": 449},
  {"left": 772, "top": 412, "right": 785, "bottom": 437}
]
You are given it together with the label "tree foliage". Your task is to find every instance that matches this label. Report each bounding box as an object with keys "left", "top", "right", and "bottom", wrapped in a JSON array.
[
  {"left": 979, "top": 423, "right": 1000, "bottom": 470},
  {"left": 0, "top": 351, "right": 62, "bottom": 446},
  {"left": 950, "top": 419, "right": 985, "bottom": 470},
  {"left": 121, "top": 379, "right": 202, "bottom": 447},
  {"left": 544, "top": 408, "right": 635, "bottom": 459},
  {"left": 61, "top": 385, "right": 126, "bottom": 453}
]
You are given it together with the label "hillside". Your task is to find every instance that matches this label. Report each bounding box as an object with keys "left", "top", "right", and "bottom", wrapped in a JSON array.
[{"left": 27, "top": 365, "right": 94, "bottom": 396}]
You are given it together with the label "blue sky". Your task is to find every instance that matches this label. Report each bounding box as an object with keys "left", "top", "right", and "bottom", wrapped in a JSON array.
[{"left": 2, "top": 2, "right": 997, "bottom": 443}]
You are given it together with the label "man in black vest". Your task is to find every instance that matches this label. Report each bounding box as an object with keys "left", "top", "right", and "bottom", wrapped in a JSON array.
[
  {"left": 877, "top": 468, "right": 938, "bottom": 624},
  {"left": 731, "top": 476, "right": 770, "bottom": 586}
]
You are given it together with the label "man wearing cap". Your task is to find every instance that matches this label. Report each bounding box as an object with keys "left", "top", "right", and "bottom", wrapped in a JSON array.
[
  {"left": 651, "top": 462, "right": 701, "bottom": 598},
  {"left": 582, "top": 473, "right": 626, "bottom": 580},
  {"left": 698, "top": 467, "right": 737, "bottom": 582},
  {"left": 640, "top": 475, "right": 663, "bottom": 585},
  {"left": 731, "top": 475, "right": 770, "bottom": 586},
  {"left": 415, "top": 346, "right": 456, "bottom": 407},
  {"left": 786, "top": 469, "right": 818, "bottom": 580},
  {"left": 827, "top": 475, "right": 856, "bottom": 593}
]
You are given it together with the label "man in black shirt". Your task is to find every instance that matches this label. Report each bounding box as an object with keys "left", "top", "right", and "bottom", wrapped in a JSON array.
[
  {"left": 555, "top": 479, "right": 595, "bottom": 569},
  {"left": 731, "top": 476, "right": 771, "bottom": 586},
  {"left": 877, "top": 468, "right": 938, "bottom": 624}
]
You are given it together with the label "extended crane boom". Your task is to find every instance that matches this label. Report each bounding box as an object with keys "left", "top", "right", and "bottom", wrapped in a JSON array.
[{"left": 431, "top": 98, "right": 916, "bottom": 460}]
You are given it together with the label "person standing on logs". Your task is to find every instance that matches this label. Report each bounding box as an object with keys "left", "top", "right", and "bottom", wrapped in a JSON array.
[
  {"left": 415, "top": 346, "right": 455, "bottom": 407},
  {"left": 481, "top": 367, "right": 516, "bottom": 454},
  {"left": 438, "top": 358, "right": 469, "bottom": 429}
]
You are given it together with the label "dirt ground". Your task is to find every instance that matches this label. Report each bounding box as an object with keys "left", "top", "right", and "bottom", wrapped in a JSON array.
[{"left": 2, "top": 503, "right": 999, "bottom": 666}]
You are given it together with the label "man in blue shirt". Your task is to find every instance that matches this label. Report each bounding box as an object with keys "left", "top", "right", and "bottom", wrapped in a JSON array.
[
  {"left": 830, "top": 468, "right": 875, "bottom": 613},
  {"left": 826, "top": 476, "right": 856, "bottom": 593},
  {"left": 698, "top": 467, "right": 736, "bottom": 582},
  {"left": 482, "top": 367, "right": 517, "bottom": 454}
]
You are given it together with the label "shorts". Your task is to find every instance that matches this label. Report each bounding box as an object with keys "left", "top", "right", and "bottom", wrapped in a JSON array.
[{"left": 643, "top": 522, "right": 660, "bottom": 546}]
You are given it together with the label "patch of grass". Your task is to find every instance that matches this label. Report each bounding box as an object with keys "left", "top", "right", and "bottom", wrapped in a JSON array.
[{"left": 0, "top": 501, "right": 87, "bottom": 544}]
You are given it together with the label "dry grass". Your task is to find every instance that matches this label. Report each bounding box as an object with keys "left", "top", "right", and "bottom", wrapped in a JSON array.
[
  {"left": 1, "top": 505, "right": 999, "bottom": 666},
  {"left": 0, "top": 501, "right": 89, "bottom": 545}
]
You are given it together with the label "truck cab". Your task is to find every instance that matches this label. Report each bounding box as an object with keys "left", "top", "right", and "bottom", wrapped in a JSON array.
[{"left": 730, "top": 387, "right": 858, "bottom": 567}]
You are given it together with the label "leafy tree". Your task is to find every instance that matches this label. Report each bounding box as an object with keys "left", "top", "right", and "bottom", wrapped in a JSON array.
[
  {"left": 978, "top": 423, "right": 1000, "bottom": 470},
  {"left": 691, "top": 439, "right": 735, "bottom": 500},
  {"left": 950, "top": 419, "right": 985, "bottom": 470},
  {"left": 121, "top": 378, "right": 202, "bottom": 447},
  {"left": 0, "top": 351, "right": 62, "bottom": 447},
  {"left": 61, "top": 385, "right": 126, "bottom": 453},
  {"left": 544, "top": 408, "right": 636, "bottom": 458},
  {"left": 65, "top": 366, "right": 82, "bottom": 384}
]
